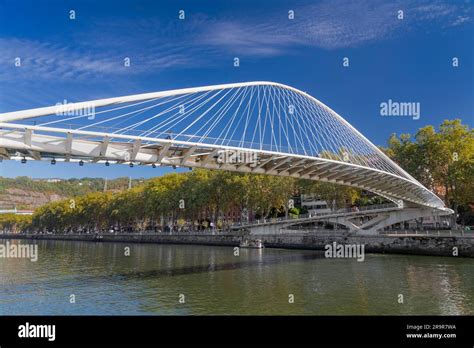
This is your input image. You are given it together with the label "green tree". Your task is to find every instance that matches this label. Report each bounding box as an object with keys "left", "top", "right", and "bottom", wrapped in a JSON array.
[{"left": 386, "top": 119, "right": 474, "bottom": 224}]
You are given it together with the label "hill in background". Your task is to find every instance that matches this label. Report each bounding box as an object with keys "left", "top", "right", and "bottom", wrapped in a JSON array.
[{"left": 0, "top": 176, "right": 147, "bottom": 209}]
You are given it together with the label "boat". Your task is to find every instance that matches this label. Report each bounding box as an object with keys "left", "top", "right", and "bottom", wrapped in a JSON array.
[{"left": 239, "top": 239, "right": 264, "bottom": 249}]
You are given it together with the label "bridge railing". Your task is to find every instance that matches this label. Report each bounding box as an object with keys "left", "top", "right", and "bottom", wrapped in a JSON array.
[
  {"left": 232, "top": 202, "right": 400, "bottom": 227},
  {"left": 379, "top": 229, "right": 472, "bottom": 237},
  {"left": 231, "top": 215, "right": 301, "bottom": 227},
  {"left": 24, "top": 121, "right": 306, "bottom": 156}
]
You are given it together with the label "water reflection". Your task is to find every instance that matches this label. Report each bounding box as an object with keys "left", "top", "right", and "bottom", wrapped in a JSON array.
[{"left": 0, "top": 239, "right": 472, "bottom": 315}]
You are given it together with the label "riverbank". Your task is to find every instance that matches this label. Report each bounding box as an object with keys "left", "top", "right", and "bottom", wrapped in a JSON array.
[{"left": 1, "top": 231, "right": 473, "bottom": 257}]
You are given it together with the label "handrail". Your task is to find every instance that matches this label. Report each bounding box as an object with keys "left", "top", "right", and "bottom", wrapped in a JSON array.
[{"left": 232, "top": 203, "right": 400, "bottom": 227}]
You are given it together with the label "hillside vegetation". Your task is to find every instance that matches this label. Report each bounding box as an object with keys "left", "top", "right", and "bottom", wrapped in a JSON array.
[{"left": 0, "top": 176, "right": 145, "bottom": 209}]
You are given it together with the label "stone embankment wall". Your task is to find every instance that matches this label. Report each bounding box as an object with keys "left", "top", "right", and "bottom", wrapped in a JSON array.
[{"left": 1, "top": 231, "right": 472, "bottom": 257}]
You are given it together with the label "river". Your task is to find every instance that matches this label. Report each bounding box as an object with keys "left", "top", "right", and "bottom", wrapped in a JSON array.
[{"left": 1, "top": 239, "right": 473, "bottom": 315}]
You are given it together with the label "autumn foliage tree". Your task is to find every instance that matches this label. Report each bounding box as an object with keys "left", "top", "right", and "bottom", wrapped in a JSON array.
[{"left": 386, "top": 119, "right": 474, "bottom": 224}]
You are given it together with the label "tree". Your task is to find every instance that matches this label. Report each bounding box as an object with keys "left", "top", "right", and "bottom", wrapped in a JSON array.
[{"left": 386, "top": 119, "right": 474, "bottom": 224}]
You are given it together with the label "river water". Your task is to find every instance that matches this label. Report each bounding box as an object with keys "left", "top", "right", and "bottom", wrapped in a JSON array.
[{"left": 0, "top": 239, "right": 473, "bottom": 315}]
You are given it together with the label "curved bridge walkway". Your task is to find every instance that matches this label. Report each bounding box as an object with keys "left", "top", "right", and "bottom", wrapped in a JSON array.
[{"left": 0, "top": 82, "right": 452, "bottom": 234}]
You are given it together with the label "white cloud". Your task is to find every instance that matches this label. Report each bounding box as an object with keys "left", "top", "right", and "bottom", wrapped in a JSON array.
[
  {"left": 0, "top": 37, "right": 193, "bottom": 82},
  {"left": 0, "top": 0, "right": 470, "bottom": 84},
  {"left": 199, "top": 0, "right": 471, "bottom": 52}
]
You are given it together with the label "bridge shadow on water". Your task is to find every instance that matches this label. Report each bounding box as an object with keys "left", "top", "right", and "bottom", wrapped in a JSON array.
[{"left": 110, "top": 251, "right": 326, "bottom": 281}]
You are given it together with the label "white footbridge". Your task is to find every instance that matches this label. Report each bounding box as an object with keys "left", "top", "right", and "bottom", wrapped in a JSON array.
[{"left": 0, "top": 82, "right": 452, "bottom": 234}]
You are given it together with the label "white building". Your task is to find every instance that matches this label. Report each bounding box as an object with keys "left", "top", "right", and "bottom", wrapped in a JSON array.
[{"left": 301, "top": 194, "right": 332, "bottom": 215}]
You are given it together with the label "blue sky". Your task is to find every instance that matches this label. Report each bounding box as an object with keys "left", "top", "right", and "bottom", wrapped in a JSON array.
[{"left": 0, "top": 0, "right": 473, "bottom": 179}]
